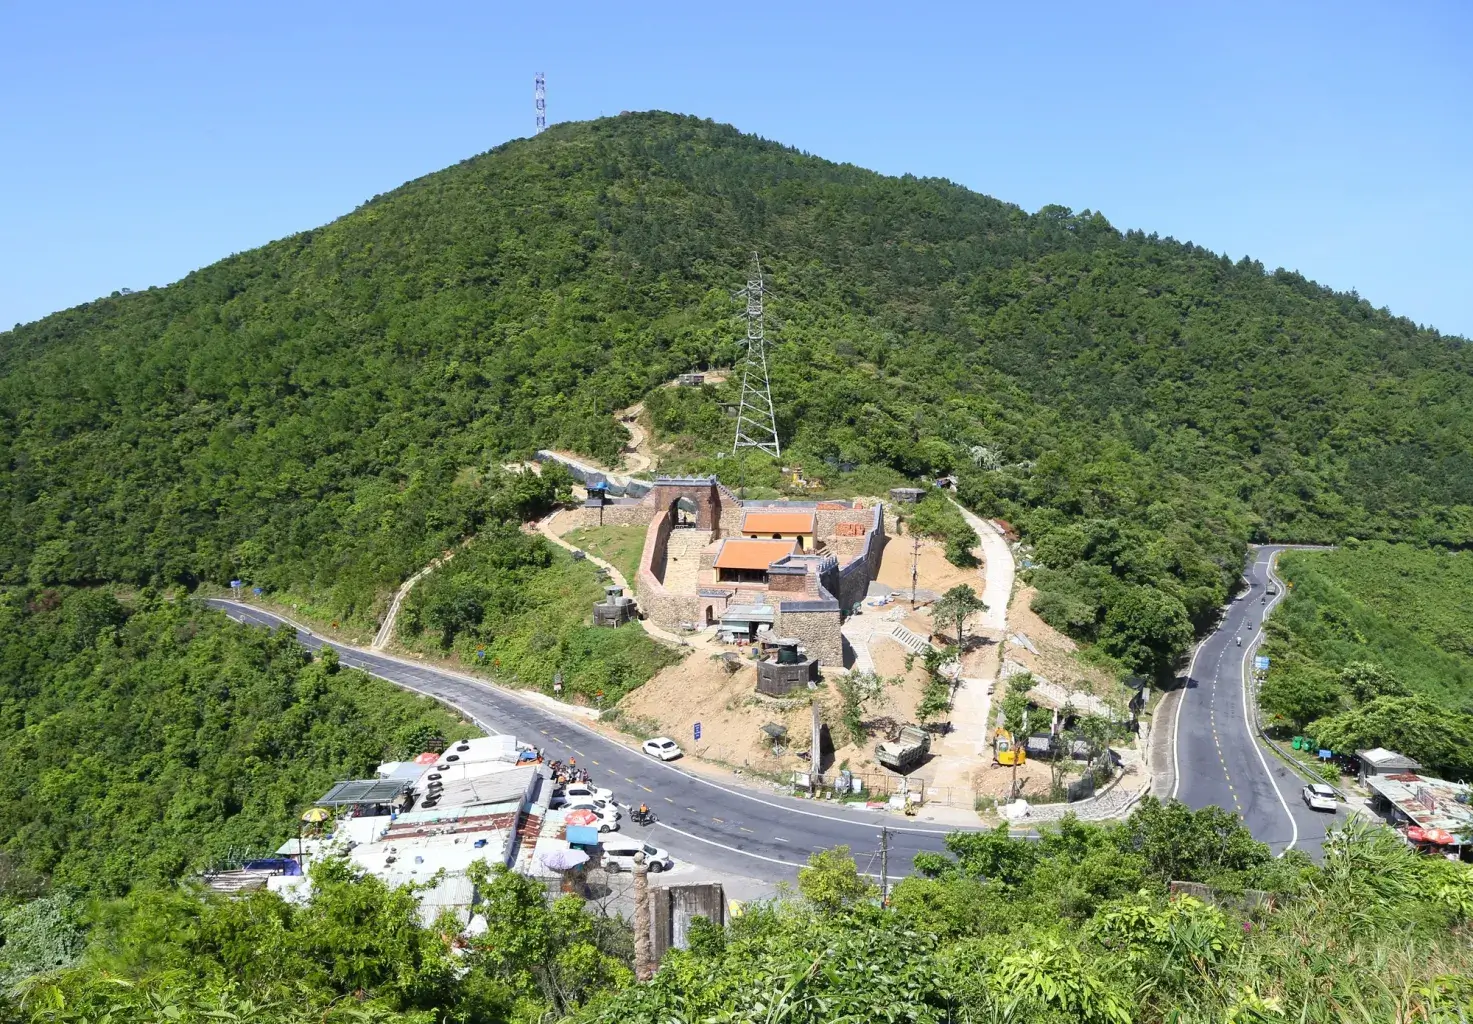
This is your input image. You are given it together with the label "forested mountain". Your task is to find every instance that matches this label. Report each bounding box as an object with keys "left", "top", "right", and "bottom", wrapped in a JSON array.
[{"left": 4, "top": 112, "right": 1473, "bottom": 657}]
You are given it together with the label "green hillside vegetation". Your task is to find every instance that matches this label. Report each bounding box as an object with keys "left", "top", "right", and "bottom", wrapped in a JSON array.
[
  {"left": 6, "top": 113, "right": 1473, "bottom": 682},
  {"left": 393, "top": 525, "right": 679, "bottom": 704},
  {"left": 6, "top": 807, "right": 1473, "bottom": 1023},
  {"left": 1259, "top": 542, "right": 1473, "bottom": 778},
  {"left": 0, "top": 590, "right": 475, "bottom": 896},
  {"left": 562, "top": 524, "right": 648, "bottom": 592}
]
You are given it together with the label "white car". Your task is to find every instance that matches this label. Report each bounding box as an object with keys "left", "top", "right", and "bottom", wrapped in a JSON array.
[
  {"left": 566, "top": 802, "right": 621, "bottom": 832},
  {"left": 550, "top": 783, "right": 615, "bottom": 808},
  {"left": 1302, "top": 783, "right": 1338, "bottom": 812},
  {"left": 643, "top": 737, "right": 682, "bottom": 761},
  {"left": 600, "top": 837, "right": 674, "bottom": 872},
  {"left": 565, "top": 796, "right": 621, "bottom": 819}
]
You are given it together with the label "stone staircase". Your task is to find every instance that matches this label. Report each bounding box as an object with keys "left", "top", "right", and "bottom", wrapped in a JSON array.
[
  {"left": 884, "top": 623, "right": 932, "bottom": 654},
  {"left": 659, "top": 528, "right": 711, "bottom": 592}
]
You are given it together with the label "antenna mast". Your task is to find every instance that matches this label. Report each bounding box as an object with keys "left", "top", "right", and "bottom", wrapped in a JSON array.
[
  {"left": 535, "top": 72, "right": 546, "bottom": 133},
  {"left": 733, "top": 253, "right": 781, "bottom": 457}
]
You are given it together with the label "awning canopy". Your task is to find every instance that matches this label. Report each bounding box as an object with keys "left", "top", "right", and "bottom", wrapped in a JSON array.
[{"left": 317, "top": 779, "right": 411, "bottom": 806}]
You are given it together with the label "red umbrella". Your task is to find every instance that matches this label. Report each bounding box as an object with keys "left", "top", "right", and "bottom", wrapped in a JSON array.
[
  {"left": 564, "top": 809, "right": 599, "bottom": 827},
  {"left": 414, "top": 752, "right": 441, "bottom": 765},
  {"left": 1424, "top": 828, "right": 1457, "bottom": 846},
  {"left": 1406, "top": 826, "right": 1427, "bottom": 843}
]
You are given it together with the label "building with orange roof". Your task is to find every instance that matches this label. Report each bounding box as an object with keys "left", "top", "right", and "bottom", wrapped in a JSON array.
[{"left": 740, "top": 510, "right": 816, "bottom": 550}]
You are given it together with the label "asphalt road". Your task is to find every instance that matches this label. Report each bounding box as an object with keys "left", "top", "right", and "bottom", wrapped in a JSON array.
[
  {"left": 1172, "top": 546, "right": 1348, "bottom": 856},
  {"left": 206, "top": 599, "right": 964, "bottom": 884}
]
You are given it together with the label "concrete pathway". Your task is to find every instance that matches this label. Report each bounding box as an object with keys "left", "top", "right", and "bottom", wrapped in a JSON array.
[{"left": 948, "top": 498, "right": 1013, "bottom": 633}]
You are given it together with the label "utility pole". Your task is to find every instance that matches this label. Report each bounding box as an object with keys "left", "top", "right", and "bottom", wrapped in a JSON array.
[
  {"left": 534, "top": 72, "right": 546, "bottom": 134},
  {"left": 879, "top": 826, "right": 889, "bottom": 906},
  {"left": 733, "top": 253, "right": 781, "bottom": 458},
  {"left": 910, "top": 533, "right": 920, "bottom": 605}
]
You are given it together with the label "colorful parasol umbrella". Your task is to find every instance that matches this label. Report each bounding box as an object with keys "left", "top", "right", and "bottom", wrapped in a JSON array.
[
  {"left": 301, "top": 807, "right": 331, "bottom": 823},
  {"left": 414, "top": 752, "right": 441, "bottom": 765},
  {"left": 540, "top": 848, "right": 590, "bottom": 871},
  {"left": 564, "top": 809, "right": 599, "bottom": 827},
  {"left": 1424, "top": 828, "right": 1457, "bottom": 845}
]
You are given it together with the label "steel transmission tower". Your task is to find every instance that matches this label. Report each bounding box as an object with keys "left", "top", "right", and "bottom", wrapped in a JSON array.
[
  {"left": 534, "top": 72, "right": 546, "bottom": 133},
  {"left": 733, "top": 253, "right": 781, "bottom": 457}
]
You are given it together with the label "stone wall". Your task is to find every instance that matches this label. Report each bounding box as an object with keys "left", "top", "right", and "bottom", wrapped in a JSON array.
[
  {"left": 756, "top": 658, "right": 819, "bottom": 695},
  {"left": 647, "top": 477, "right": 725, "bottom": 531},
  {"left": 836, "top": 504, "right": 887, "bottom": 612},
  {"left": 775, "top": 604, "right": 844, "bottom": 666},
  {"left": 636, "top": 510, "right": 700, "bottom": 629},
  {"left": 552, "top": 503, "right": 655, "bottom": 532}
]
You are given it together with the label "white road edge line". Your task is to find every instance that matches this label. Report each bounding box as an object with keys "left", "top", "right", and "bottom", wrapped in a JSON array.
[
  {"left": 655, "top": 820, "right": 802, "bottom": 869},
  {"left": 1171, "top": 614, "right": 1217, "bottom": 800},
  {"left": 1241, "top": 550, "right": 1298, "bottom": 854},
  {"left": 208, "top": 598, "right": 968, "bottom": 837}
]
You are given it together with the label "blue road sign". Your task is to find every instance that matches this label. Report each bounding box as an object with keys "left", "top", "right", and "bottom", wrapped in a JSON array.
[
  {"left": 694, "top": 722, "right": 702, "bottom": 741},
  {"left": 230, "top": 579, "right": 242, "bottom": 589},
  {"left": 1254, "top": 655, "right": 1270, "bottom": 671},
  {"left": 252, "top": 587, "right": 263, "bottom": 596}
]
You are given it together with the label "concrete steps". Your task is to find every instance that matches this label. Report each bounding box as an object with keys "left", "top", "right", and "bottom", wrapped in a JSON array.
[{"left": 886, "top": 624, "right": 932, "bottom": 654}]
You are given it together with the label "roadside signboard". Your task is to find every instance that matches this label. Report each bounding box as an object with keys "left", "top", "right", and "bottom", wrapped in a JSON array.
[
  {"left": 1254, "top": 655, "right": 1270, "bottom": 671},
  {"left": 694, "top": 722, "right": 702, "bottom": 741}
]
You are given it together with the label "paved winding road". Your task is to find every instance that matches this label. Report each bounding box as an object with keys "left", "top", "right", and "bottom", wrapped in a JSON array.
[
  {"left": 1172, "top": 546, "right": 1348, "bottom": 855},
  {"left": 207, "top": 599, "right": 965, "bottom": 884}
]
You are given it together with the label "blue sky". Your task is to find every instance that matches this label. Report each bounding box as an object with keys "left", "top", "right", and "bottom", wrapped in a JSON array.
[{"left": 3, "top": 1, "right": 1470, "bottom": 336}]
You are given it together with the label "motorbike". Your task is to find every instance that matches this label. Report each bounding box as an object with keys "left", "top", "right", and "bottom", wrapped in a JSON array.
[{"left": 631, "top": 808, "right": 656, "bottom": 826}]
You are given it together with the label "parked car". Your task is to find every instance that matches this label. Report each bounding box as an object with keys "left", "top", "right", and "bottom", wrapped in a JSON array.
[
  {"left": 1302, "top": 783, "right": 1338, "bottom": 812},
  {"left": 643, "top": 737, "right": 683, "bottom": 761},
  {"left": 600, "top": 837, "right": 674, "bottom": 872},
  {"left": 565, "top": 796, "right": 621, "bottom": 819},
  {"left": 550, "top": 783, "right": 615, "bottom": 807},
  {"left": 566, "top": 802, "right": 621, "bottom": 832}
]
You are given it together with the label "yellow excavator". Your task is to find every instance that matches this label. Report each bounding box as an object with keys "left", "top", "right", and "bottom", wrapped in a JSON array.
[{"left": 993, "top": 728, "right": 1027, "bottom": 767}]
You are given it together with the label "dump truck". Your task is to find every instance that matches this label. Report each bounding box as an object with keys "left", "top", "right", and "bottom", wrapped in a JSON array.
[{"left": 876, "top": 724, "right": 930, "bottom": 771}]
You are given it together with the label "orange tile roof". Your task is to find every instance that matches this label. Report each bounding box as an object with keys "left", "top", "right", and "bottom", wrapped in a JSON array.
[
  {"left": 741, "top": 511, "right": 816, "bottom": 535},
  {"left": 714, "top": 538, "right": 798, "bottom": 571}
]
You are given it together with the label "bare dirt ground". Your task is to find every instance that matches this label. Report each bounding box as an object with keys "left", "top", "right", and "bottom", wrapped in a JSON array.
[
  {"left": 875, "top": 532, "right": 977, "bottom": 601},
  {"left": 1006, "top": 586, "right": 1125, "bottom": 704},
  {"left": 611, "top": 637, "right": 931, "bottom": 779}
]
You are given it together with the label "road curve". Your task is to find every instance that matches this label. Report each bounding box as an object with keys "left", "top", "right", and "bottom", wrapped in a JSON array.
[
  {"left": 205, "top": 599, "right": 974, "bottom": 883},
  {"left": 1172, "top": 546, "right": 1348, "bottom": 856}
]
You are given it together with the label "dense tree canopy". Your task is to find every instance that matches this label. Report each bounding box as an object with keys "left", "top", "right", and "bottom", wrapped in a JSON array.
[
  {"left": 0, "top": 590, "right": 473, "bottom": 895},
  {"left": 3, "top": 113, "right": 1472, "bottom": 667},
  {"left": 1259, "top": 542, "right": 1473, "bottom": 775},
  {"left": 9, "top": 810, "right": 1470, "bottom": 1024}
]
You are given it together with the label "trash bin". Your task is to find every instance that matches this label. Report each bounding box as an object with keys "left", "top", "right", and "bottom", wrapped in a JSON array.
[{"left": 1292, "top": 737, "right": 1302, "bottom": 750}]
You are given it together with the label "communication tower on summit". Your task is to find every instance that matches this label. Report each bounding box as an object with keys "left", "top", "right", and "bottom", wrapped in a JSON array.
[
  {"left": 733, "top": 253, "right": 781, "bottom": 458},
  {"left": 535, "top": 72, "right": 546, "bottom": 133}
]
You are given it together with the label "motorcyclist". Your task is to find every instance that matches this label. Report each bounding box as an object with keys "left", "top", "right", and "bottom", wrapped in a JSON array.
[{"left": 1236, "top": 635, "right": 1242, "bottom": 646}]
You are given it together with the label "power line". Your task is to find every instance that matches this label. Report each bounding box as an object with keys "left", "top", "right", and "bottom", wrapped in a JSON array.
[
  {"left": 733, "top": 253, "right": 780, "bottom": 457},
  {"left": 535, "top": 72, "right": 546, "bottom": 134}
]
